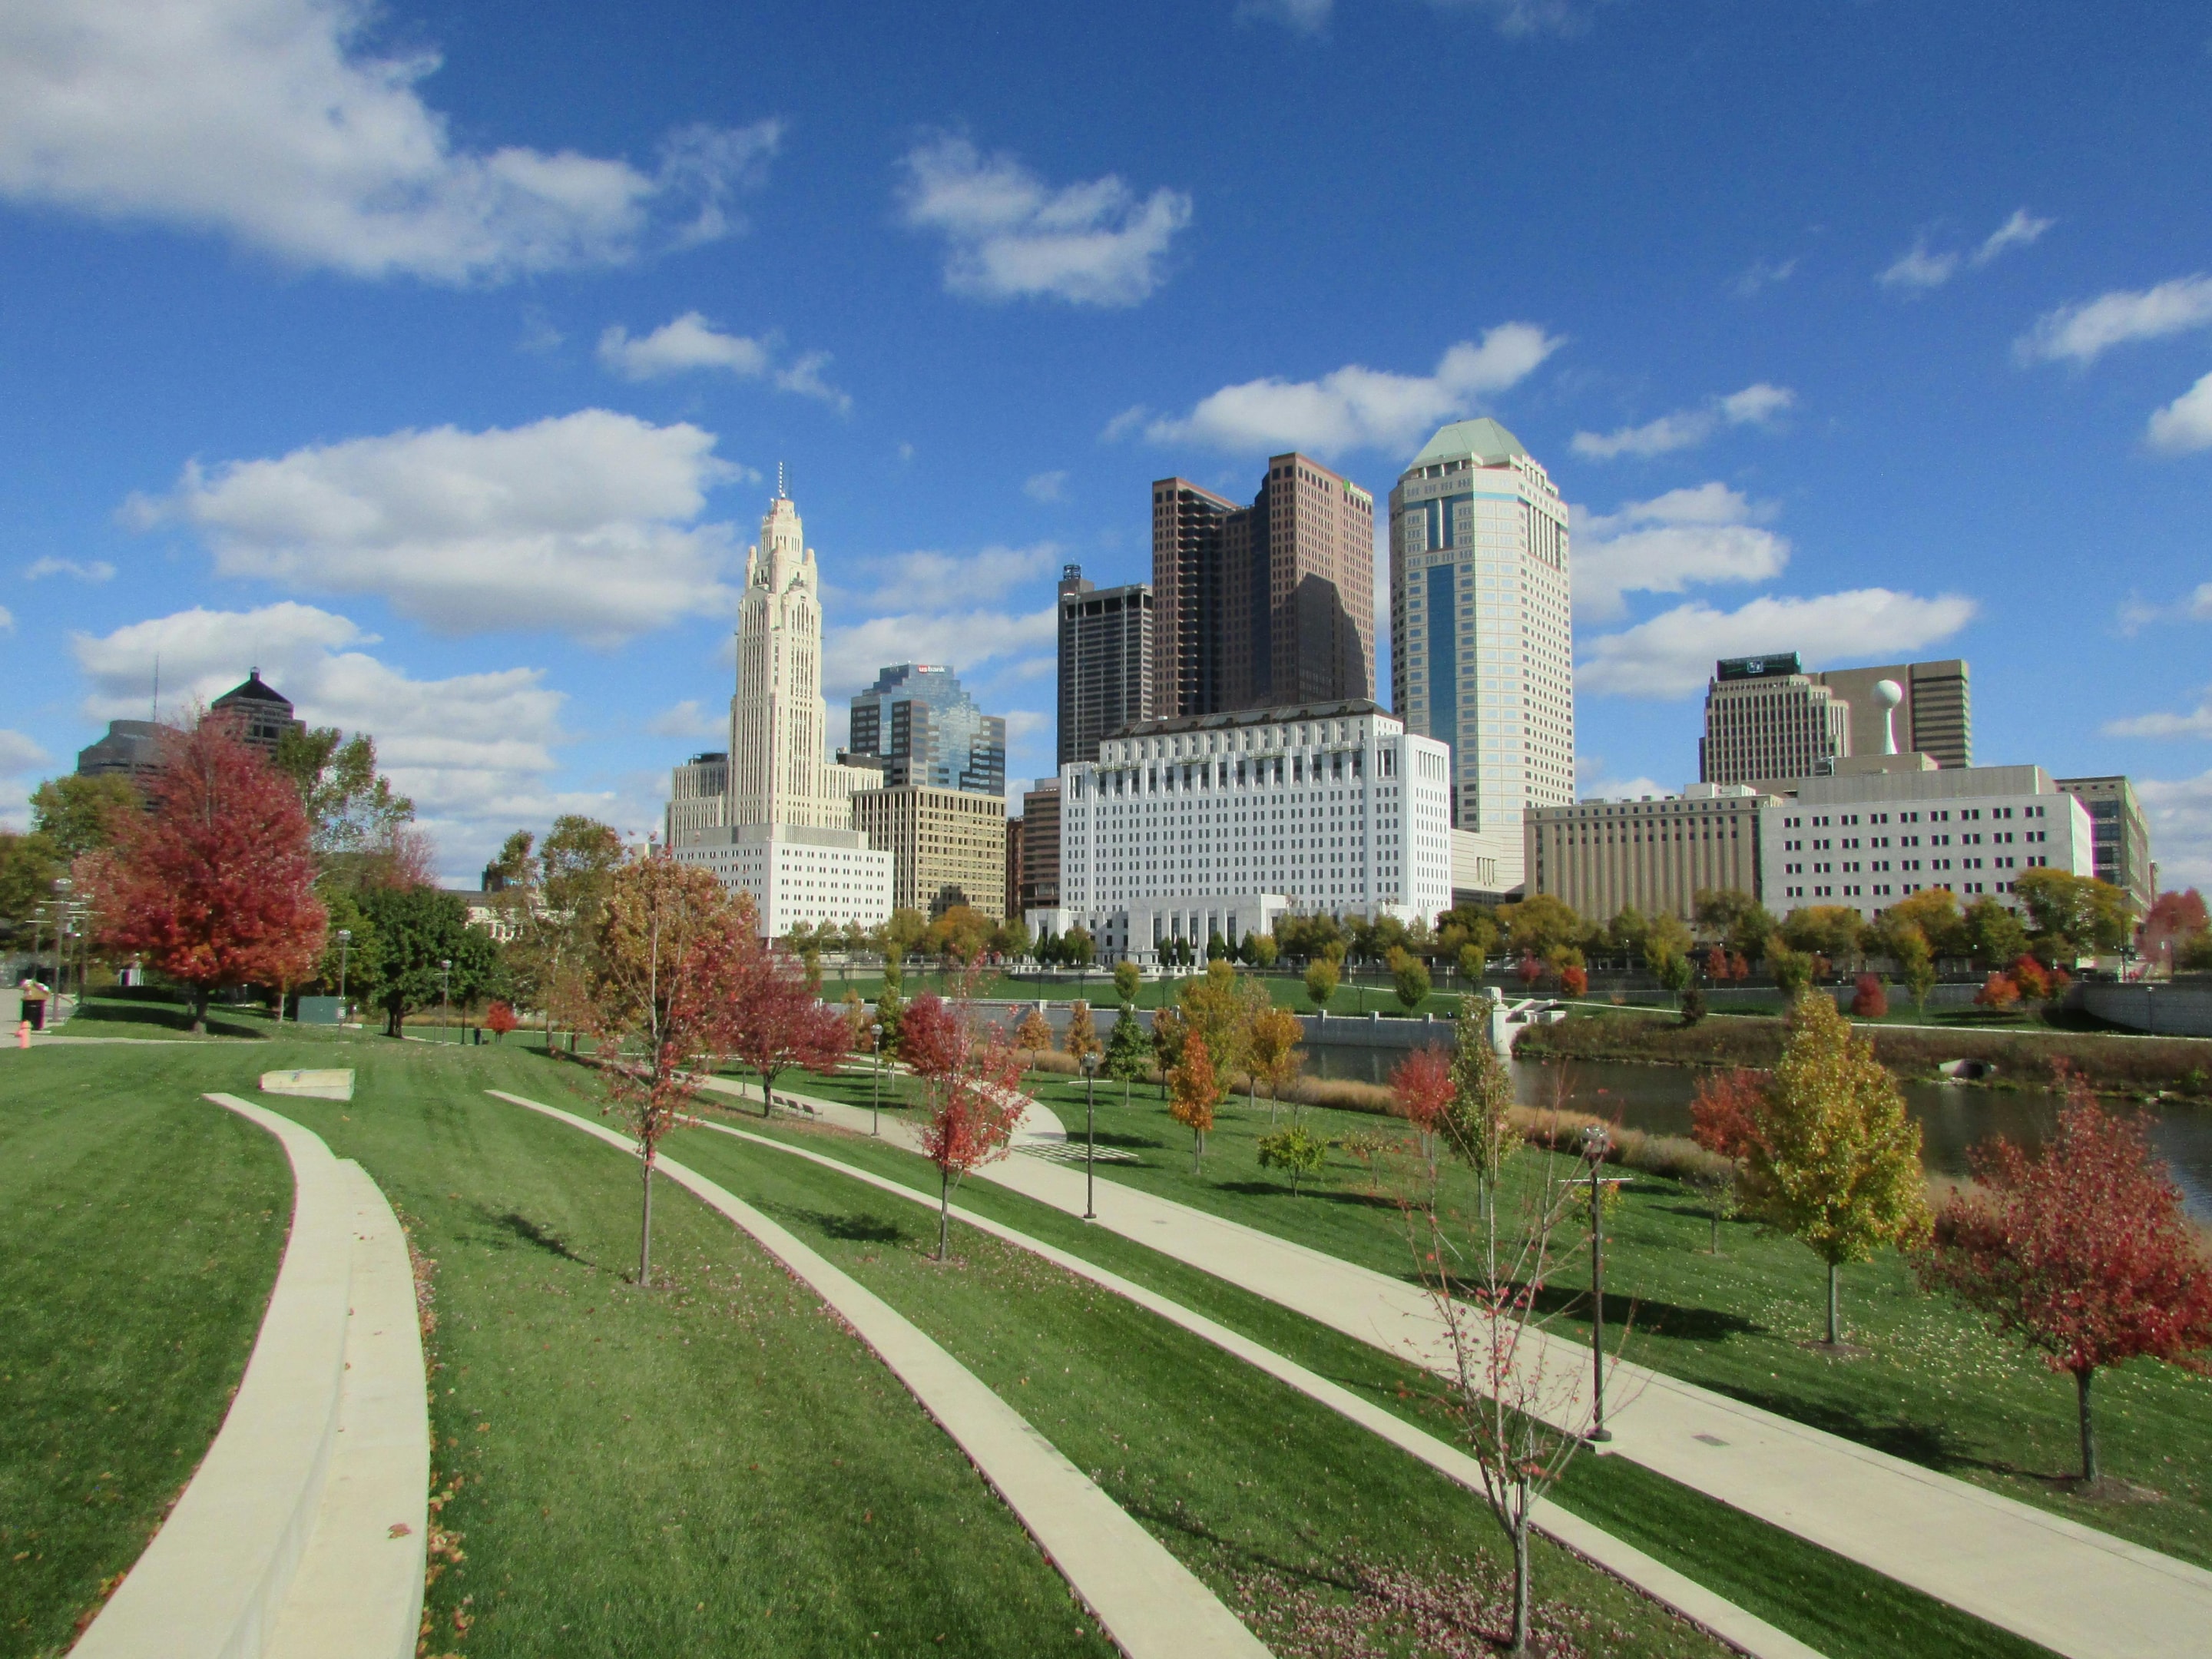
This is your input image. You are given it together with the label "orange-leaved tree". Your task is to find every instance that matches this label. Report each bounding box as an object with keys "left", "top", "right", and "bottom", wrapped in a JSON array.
[
  {"left": 589, "top": 860, "right": 753, "bottom": 1286},
  {"left": 88, "top": 718, "right": 325, "bottom": 1033},
  {"left": 1919, "top": 1066, "right": 2212, "bottom": 1485},
  {"left": 1389, "top": 1045, "right": 1455, "bottom": 1200},
  {"left": 722, "top": 933, "right": 849, "bottom": 1118},
  {"left": 1688, "top": 1066, "right": 1765, "bottom": 1252},
  {"left": 916, "top": 1015, "right": 1025, "bottom": 1258},
  {"left": 1167, "top": 1031, "right": 1222, "bottom": 1174}
]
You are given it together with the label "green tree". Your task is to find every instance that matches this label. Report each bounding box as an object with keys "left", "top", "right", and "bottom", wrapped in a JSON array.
[
  {"left": 875, "top": 955, "right": 906, "bottom": 1057},
  {"left": 1769, "top": 946, "right": 1814, "bottom": 999},
  {"left": 1880, "top": 889, "right": 1966, "bottom": 959},
  {"left": 1063, "top": 998, "right": 1102, "bottom": 1063},
  {"left": 1781, "top": 905, "right": 1866, "bottom": 963},
  {"left": 2011, "top": 869, "right": 2132, "bottom": 960},
  {"left": 1103, "top": 1004, "right": 1150, "bottom": 1101},
  {"left": 1389, "top": 946, "right": 1432, "bottom": 1013},
  {"left": 1744, "top": 994, "right": 1931, "bottom": 1345},
  {"left": 356, "top": 886, "right": 502, "bottom": 1037},
  {"left": 1304, "top": 956, "right": 1339, "bottom": 1012},
  {"left": 272, "top": 726, "right": 416, "bottom": 882},
  {"left": 1257, "top": 1124, "right": 1329, "bottom": 1196},
  {"left": 1112, "top": 958, "right": 1141, "bottom": 1006},
  {"left": 29, "top": 773, "right": 141, "bottom": 859},
  {"left": 0, "top": 830, "right": 65, "bottom": 950},
  {"left": 1495, "top": 893, "right": 1581, "bottom": 960},
  {"left": 1960, "top": 896, "right": 2031, "bottom": 970},
  {"left": 1178, "top": 958, "right": 1264, "bottom": 1084},
  {"left": 1694, "top": 889, "right": 1775, "bottom": 963},
  {"left": 1249, "top": 933, "right": 1279, "bottom": 971},
  {"left": 310, "top": 886, "right": 383, "bottom": 1009},
  {"left": 990, "top": 916, "right": 1032, "bottom": 962},
  {"left": 1892, "top": 926, "right": 1936, "bottom": 1012},
  {"left": 1442, "top": 1005, "right": 1522, "bottom": 1224},
  {"left": 883, "top": 907, "right": 929, "bottom": 964}
]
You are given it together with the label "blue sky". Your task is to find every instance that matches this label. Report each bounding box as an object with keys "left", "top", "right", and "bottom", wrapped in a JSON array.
[{"left": 2, "top": 0, "right": 2209, "bottom": 887}]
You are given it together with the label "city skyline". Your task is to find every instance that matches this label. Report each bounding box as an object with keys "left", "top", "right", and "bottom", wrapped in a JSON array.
[{"left": 2, "top": 1, "right": 2208, "bottom": 892}]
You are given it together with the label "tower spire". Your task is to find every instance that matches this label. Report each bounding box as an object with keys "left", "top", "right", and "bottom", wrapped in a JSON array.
[{"left": 777, "top": 460, "right": 787, "bottom": 500}]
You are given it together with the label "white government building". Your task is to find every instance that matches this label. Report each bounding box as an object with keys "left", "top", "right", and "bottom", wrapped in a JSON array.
[
  {"left": 1031, "top": 700, "right": 1453, "bottom": 963},
  {"left": 667, "top": 489, "right": 893, "bottom": 934}
]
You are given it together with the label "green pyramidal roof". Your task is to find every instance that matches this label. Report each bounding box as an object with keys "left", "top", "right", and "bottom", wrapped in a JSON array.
[{"left": 1407, "top": 417, "right": 1528, "bottom": 470}]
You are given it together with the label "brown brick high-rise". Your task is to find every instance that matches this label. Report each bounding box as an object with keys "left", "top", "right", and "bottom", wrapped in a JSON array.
[{"left": 1151, "top": 455, "right": 1374, "bottom": 719}]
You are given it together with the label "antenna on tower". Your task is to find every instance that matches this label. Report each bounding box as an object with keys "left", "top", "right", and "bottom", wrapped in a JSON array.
[
  {"left": 777, "top": 461, "right": 787, "bottom": 500},
  {"left": 151, "top": 654, "right": 160, "bottom": 724}
]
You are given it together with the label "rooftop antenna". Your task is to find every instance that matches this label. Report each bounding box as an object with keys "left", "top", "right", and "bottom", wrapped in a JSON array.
[
  {"left": 150, "top": 654, "right": 159, "bottom": 724},
  {"left": 777, "top": 461, "right": 787, "bottom": 500}
]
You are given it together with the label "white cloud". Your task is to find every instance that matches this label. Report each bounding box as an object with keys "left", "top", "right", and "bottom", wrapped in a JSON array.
[
  {"left": 0, "top": 605, "right": 14, "bottom": 632},
  {"left": 1734, "top": 255, "right": 1798, "bottom": 298},
  {"left": 25, "top": 557, "right": 116, "bottom": 583},
  {"left": 1571, "top": 484, "right": 1790, "bottom": 623},
  {"left": 898, "top": 134, "right": 1191, "bottom": 307},
  {"left": 1429, "top": 0, "right": 1605, "bottom": 36},
  {"left": 595, "top": 313, "right": 849, "bottom": 412},
  {"left": 646, "top": 699, "right": 722, "bottom": 740},
  {"left": 1024, "top": 470, "right": 1068, "bottom": 502},
  {"left": 1240, "top": 0, "right": 1333, "bottom": 28},
  {"left": 1001, "top": 709, "right": 1050, "bottom": 745},
  {"left": 0, "top": 729, "right": 47, "bottom": 829},
  {"left": 71, "top": 601, "right": 578, "bottom": 870},
  {"left": 2104, "top": 684, "right": 2212, "bottom": 740},
  {"left": 1879, "top": 240, "right": 1959, "bottom": 293},
  {"left": 2015, "top": 274, "right": 2212, "bottom": 366},
  {"left": 2137, "top": 771, "right": 2212, "bottom": 887},
  {"left": 1974, "top": 207, "right": 2053, "bottom": 265},
  {"left": 2148, "top": 370, "right": 2212, "bottom": 455},
  {"left": 131, "top": 409, "right": 744, "bottom": 646},
  {"left": 1146, "top": 326, "right": 1562, "bottom": 456},
  {"left": 1571, "top": 382, "right": 1794, "bottom": 460},
  {"left": 823, "top": 608, "right": 1058, "bottom": 697},
  {"left": 1101, "top": 405, "right": 1150, "bottom": 442},
  {"left": 843, "top": 542, "right": 1065, "bottom": 614},
  {"left": 0, "top": 0, "right": 779, "bottom": 283},
  {"left": 1577, "top": 588, "right": 1978, "bottom": 699}
]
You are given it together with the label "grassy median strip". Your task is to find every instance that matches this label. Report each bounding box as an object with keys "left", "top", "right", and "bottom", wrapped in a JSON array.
[
  {"left": 782, "top": 1059, "right": 2212, "bottom": 1570},
  {"left": 673, "top": 1107, "right": 2061, "bottom": 1659},
  {"left": 0, "top": 1048, "right": 291, "bottom": 1655}
]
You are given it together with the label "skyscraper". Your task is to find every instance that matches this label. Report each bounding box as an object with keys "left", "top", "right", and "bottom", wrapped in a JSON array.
[
  {"left": 729, "top": 492, "right": 852, "bottom": 829},
  {"left": 1388, "top": 419, "right": 1575, "bottom": 843},
  {"left": 1151, "top": 455, "right": 1375, "bottom": 720},
  {"left": 1055, "top": 563, "right": 1154, "bottom": 767},
  {"left": 1699, "top": 654, "right": 1853, "bottom": 785},
  {"left": 847, "top": 664, "right": 1006, "bottom": 796}
]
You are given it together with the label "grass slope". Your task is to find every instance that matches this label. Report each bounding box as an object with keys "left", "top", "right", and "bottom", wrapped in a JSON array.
[{"left": 0, "top": 1052, "right": 290, "bottom": 1656}]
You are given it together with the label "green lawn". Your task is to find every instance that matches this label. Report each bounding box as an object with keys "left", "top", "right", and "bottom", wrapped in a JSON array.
[
  {"left": 671, "top": 1107, "right": 2061, "bottom": 1659},
  {"left": 1, "top": 1050, "right": 291, "bottom": 1656},
  {"left": 783, "top": 1062, "right": 2212, "bottom": 1571}
]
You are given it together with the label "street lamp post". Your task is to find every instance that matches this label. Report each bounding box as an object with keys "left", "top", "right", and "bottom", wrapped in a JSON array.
[
  {"left": 439, "top": 959, "right": 452, "bottom": 1042},
  {"left": 1582, "top": 1123, "right": 1616, "bottom": 1444},
  {"left": 336, "top": 929, "right": 352, "bottom": 1018},
  {"left": 54, "top": 879, "right": 75, "bottom": 1014},
  {"left": 1079, "top": 1048, "right": 1101, "bottom": 1220},
  {"left": 869, "top": 1019, "right": 884, "bottom": 1137}
]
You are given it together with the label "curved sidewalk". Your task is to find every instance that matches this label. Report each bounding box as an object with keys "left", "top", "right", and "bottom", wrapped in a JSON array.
[
  {"left": 734, "top": 1076, "right": 2212, "bottom": 1659},
  {"left": 72, "top": 1095, "right": 427, "bottom": 1659},
  {"left": 489, "top": 1091, "right": 1269, "bottom": 1659}
]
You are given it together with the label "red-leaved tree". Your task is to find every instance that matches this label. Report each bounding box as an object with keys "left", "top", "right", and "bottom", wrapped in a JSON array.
[
  {"left": 1389, "top": 1045, "right": 1455, "bottom": 1198},
  {"left": 1851, "top": 973, "right": 1888, "bottom": 1018},
  {"left": 722, "top": 939, "right": 849, "bottom": 1118},
  {"left": 87, "top": 719, "right": 326, "bottom": 1033},
  {"left": 915, "top": 1017, "right": 1025, "bottom": 1259},
  {"left": 1919, "top": 1069, "right": 2212, "bottom": 1485},
  {"left": 1974, "top": 971, "right": 2020, "bottom": 1008},
  {"left": 484, "top": 1000, "right": 518, "bottom": 1041},
  {"left": 1687, "top": 1066, "right": 1766, "bottom": 1252},
  {"left": 896, "top": 992, "right": 963, "bottom": 1084}
]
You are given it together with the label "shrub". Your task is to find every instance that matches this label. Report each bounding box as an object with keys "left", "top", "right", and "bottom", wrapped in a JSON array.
[
  {"left": 1975, "top": 972, "right": 2021, "bottom": 1009},
  {"left": 484, "top": 999, "right": 518, "bottom": 1040},
  {"left": 1679, "top": 987, "right": 1707, "bottom": 1026},
  {"left": 1851, "top": 974, "right": 1889, "bottom": 1018},
  {"left": 1256, "top": 1124, "right": 1330, "bottom": 1195},
  {"left": 1560, "top": 964, "right": 1589, "bottom": 998}
]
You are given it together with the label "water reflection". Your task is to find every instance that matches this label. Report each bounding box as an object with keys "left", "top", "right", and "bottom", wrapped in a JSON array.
[{"left": 1300, "top": 1042, "right": 2212, "bottom": 1222}]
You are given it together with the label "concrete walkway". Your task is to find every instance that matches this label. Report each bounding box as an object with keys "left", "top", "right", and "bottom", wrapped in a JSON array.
[
  {"left": 725, "top": 1077, "right": 2212, "bottom": 1659},
  {"left": 487, "top": 1090, "right": 1269, "bottom": 1659},
  {"left": 74, "top": 1095, "right": 427, "bottom": 1659},
  {"left": 665, "top": 1100, "right": 1826, "bottom": 1659}
]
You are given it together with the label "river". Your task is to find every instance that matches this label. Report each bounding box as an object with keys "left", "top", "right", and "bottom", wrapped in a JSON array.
[{"left": 1299, "top": 1043, "right": 2212, "bottom": 1222}]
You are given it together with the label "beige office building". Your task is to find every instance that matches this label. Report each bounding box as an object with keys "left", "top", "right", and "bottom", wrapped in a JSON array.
[
  {"left": 853, "top": 786, "right": 1009, "bottom": 920},
  {"left": 1526, "top": 783, "right": 1776, "bottom": 924},
  {"left": 2055, "top": 775, "right": 2153, "bottom": 915},
  {"left": 1816, "top": 660, "right": 1971, "bottom": 770}
]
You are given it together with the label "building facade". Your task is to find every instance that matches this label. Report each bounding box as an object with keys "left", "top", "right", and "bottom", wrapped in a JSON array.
[
  {"left": 1038, "top": 700, "right": 1452, "bottom": 964},
  {"left": 1018, "top": 780, "right": 1061, "bottom": 913},
  {"left": 1699, "top": 654, "right": 1853, "bottom": 785},
  {"left": 76, "top": 719, "right": 167, "bottom": 782},
  {"left": 664, "top": 751, "right": 727, "bottom": 848},
  {"left": 1817, "top": 661, "right": 1972, "bottom": 770},
  {"left": 670, "top": 823, "right": 892, "bottom": 936},
  {"left": 1151, "top": 455, "right": 1375, "bottom": 720},
  {"left": 209, "top": 671, "right": 306, "bottom": 757},
  {"left": 2055, "top": 776, "right": 2153, "bottom": 916},
  {"left": 728, "top": 492, "right": 868, "bottom": 829},
  {"left": 1056, "top": 564, "right": 1154, "bottom": 767},
  {"left": 1526, "top": 784, "right": 1775, "bottom": 924},
  {"left": 1388, "top": 419, "right": 1575, "bottom": 861},
  {"left": 1762, "top": 761, "right": 2092, "bottom": 921},
  {"left": 846, "top": 664, "right": 1006, "bottom": 796},
  {"left": 852, "top": 786, "right": 1009, "bottom": 920}
]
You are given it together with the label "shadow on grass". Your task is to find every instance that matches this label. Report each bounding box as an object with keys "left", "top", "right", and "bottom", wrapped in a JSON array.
[
  {"left": 1521, "top": 1280, "right": 1764, "bottom": 1343},
  {"left": 1214, "top": 1179, "right": 1399, "bottom": 1211},
  {"left": 1697, "top": 1381, "right": 1995, "bottom": 1473},
  {"left": 490, "top": 1209, "right": 594, "bottom": 1265},
  {"left": 71, "top": 998, "right": 267, "bottom": 1040},
  {"left": 757, "top": 1200, "right": 909, "bottom": 1246}
]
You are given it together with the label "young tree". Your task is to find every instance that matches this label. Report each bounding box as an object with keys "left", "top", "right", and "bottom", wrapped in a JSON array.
[
  {"left": 1303, "top": 955, "right": 1339, "bottom": 1012},
  {"left": 1744, "top": 994, "right": 1930, "bottom": 1345},
  {"left": 1892, "top": 926, "right": 1936, "bottom": 1013},
  {"left": 2011, "top": 869, "right": 2133, "bottom": 962},
  {"left": 916, "top": 1025, "right": 1026, "bottom": 1260},
  {"left": 1244, "top": 1003, "right": 1304, "bottom": 1121},
  {"left": 898, "top": 991, "right": 963, "bottom": 1085},
  {"left": 1177, "top": 958, "right": 1264, "bottom": 1091},
  {"left": 484, "top": 1000, "right": 518, "bottom": 1041},
  {"left": 2138, "top": 889, "right": 2208, "bottom": 972},
  {"left": 272, "top": 726, "right": 417, "bottom": 886},
  {"left": 1495, "top": 892, "right": 1581, "bottom": 961},
  {"left": 875, "top": 954, "right": 906, "bottom": 1055},
  {"left": 1149, "top": 1004, "right": 1187, "bottom": 1096},
  {"left": 85, "top": 721, "right": 326, "bottom": 1033},
  {"left": 1249, "top": 933, "right": 1279, "bottom": 971},
  {"left": 1688, "top": 1068, "right": 1765, "bottom": 1253},
  {"left": 1062, "top": 998, "right": 1102, "bottom": 1064},
  {"left": 1257, "top": 1124, "right": 1328, "bottom": 1196},
  {"left": 1442, "top": 1005, "right": 1522, "bottom": 1224},
  {"left": 1389, "top": 1045, "right": 1455, "bottom": 1197},
  {"left": 1103, "top": 1003, "right": 1150, "bottom": 1102},
  {"left": 355, "top": 885, "right": 498, "bottom": 1037},
  {"left": 1918, "top": 1072, "right": 2212, "bottom": 1485},
  {"left": 1961, "top": 897, "right": 2032, "bottom": 971},
  {"left": 1559, "top": 962, "right": 1590, "bottom": 998},
  {"left": 723, "top": 935, "right": 850, "bottom": 1117},
  {"left": 587, "top": 862, "right": 753, "bottom": 1285},
  {"left": 1389, "top": 946, "right": 1432, "bottom": 1013},
  {"left": 1012, "top": 1006, "right": 1054, "bottom": 1053},
  {"left": 1112, "top": 958, "right": 1142, "bottom": 1007},
  {"left": 1167, "top": 1034, "right": 1222, "bottom": 1172},
  {"left": 1768, "top": 945, "right": 1813, "bottom": 1000},
  {"left": 1974, "top": 970, "right": 2021, "bottom": 1009},
  {"left": 1850, "top": 973, "right": 1889, "bottom": 1018}
]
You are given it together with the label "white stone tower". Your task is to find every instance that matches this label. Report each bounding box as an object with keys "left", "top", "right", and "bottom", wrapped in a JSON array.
[{"left": 729, "top": 487, "right": 845, "bottom": 829}]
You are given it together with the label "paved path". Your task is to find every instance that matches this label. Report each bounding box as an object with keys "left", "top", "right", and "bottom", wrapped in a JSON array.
[
  {"left": 488, "top": 1090, "right": 1269, "bottom": 1659},
  {"left": 725, "top": 1077, "right": 2212, "bottom": 1659},
  {"left": 668, "top": 1100, "right": 1826, "bottom": 1659}
]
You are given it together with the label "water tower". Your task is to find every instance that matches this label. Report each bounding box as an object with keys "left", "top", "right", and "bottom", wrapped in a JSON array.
[{"left": 1873, "top": 679, "right": 1904, "bottom": 754}]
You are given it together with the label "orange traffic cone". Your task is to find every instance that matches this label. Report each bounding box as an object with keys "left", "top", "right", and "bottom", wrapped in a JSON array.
[{"left": 16, "top": 1021, "right": 28, "bottom": 1049}]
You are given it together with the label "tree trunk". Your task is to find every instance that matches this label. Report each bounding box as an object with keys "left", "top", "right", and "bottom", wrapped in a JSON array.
[
  {"left": 191, "top": 985, "right": 210, "bottom": 1036},
  {"left": 1826, "top": 1261, "right": 1842, "bottom": 1346},
  {"left": 2076, "top": 1368, "right": 2099, "bottom": 1484},
  {"left": 1510, "top": 1490, "right": 1532, "bottom": 1654},
  {"left": 761, "top": 1068, "right": 775, "bottom": 1118},
  {"left": 936, "top": 1165, "right": 951, "bottom": 1260},
  {"left": 639, "top": 1152, "right": 656, "bottom": 1288},
  {"left": 1710, "top": 1204, "right": 1721, "bottom": 1254}
]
